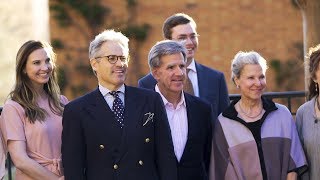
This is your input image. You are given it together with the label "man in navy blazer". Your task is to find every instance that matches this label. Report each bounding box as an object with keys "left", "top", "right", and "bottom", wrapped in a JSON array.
[
  {"left": 146, "top": 40, "right": 212, "bottom": 180},
  {"left": 138, "top": 13, "right": 229, "bottom": 119},
  {"left": 62, "top": 30, "right": 177, "bottom": 180}
]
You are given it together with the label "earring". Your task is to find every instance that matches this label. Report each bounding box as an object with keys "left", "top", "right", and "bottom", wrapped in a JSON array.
[
  {"left": 316, "top": 83, "right": 318, "bottom": 93},
  {"left": 236, "top": 84, "right": 239, "bottom": 89}
]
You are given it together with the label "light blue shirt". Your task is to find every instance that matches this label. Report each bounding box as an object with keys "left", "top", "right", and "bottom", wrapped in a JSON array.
[{"left": 99, "top": 84, "right": 125, "bottom": 109}]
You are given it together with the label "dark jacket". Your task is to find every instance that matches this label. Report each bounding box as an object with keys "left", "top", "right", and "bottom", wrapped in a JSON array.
[{"left": 62, "top": 86, "right": 177, "bottom": 180}]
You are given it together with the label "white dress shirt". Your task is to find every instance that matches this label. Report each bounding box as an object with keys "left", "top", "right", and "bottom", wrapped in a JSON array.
[
  {"left": 155, "top": 85, "right": 188, "bottom": 161},
  {"left": 99, "top": 84, "right": 125, "bottom": 109},
  {"left": 187, "top": 59, "right": 199, "bottom": 97}
]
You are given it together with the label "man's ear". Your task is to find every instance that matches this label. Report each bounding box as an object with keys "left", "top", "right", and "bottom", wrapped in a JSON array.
[
  {"left": 90, "top": 59, "right": 97, "bottom": 72},
  {"left": 152, "top": 68, "right": 160, "bottom": 81}
]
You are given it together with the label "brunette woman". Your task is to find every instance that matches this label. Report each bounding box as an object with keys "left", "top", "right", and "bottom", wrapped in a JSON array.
[
  {"left": 0, "top": 40, "right": 68, "bottom": 180},
  {"left": 296, "top": 44, "right": 320, "bottom": 180}
]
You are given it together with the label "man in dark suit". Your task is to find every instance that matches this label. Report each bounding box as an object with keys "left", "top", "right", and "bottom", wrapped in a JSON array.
[
  {"left": 147, "top": 40, "right": 212, "bottom": 180},
  {"left": 61, "top": 29, "right": 177, "bottom": 180},
  {"left": 138, "top": 13, "right": 229, "bottom": 119}
]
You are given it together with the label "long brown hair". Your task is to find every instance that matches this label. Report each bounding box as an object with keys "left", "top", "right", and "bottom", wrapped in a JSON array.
[
  {"left": 9, "top": 40, "right": 64, "bottom": 123},
  {"left": 307, "top": 44, "right": 320, "bottom": 100}
]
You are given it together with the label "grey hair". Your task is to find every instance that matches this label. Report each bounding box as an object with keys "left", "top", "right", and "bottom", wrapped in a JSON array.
[
  {"left": 148, "top": 40, "right": 187, "bottom": 70},
  {"left": 231, "top": 51, "right": 268, "bottom": 84},
  {"left": 89, "top": 29, "right": 129, "bottom": 59}
]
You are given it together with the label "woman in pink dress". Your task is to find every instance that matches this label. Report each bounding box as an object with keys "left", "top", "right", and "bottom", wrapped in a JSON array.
[
  {"left": 0, "top": 40, "right": 68, "bottom": 180},
  {"left": 0, "top": 132, "right": 5, "bottom": 179}
]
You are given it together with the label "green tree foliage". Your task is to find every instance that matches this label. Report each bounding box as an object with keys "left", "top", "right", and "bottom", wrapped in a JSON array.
[
  {"left": 270, "top": 42, "right": 304, "bottom": 91},
  {"left": 50, "top": 0, "right": 151, "bottom": 98}
]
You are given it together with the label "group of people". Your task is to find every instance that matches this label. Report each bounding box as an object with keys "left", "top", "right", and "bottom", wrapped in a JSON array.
[{"left": 0, "top": 12, "right": 318, "bottom": 180}]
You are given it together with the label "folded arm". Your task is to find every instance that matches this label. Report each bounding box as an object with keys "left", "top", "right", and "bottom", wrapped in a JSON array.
[{"left": 8, "top": 140, "right": 60, "bottom": 180}]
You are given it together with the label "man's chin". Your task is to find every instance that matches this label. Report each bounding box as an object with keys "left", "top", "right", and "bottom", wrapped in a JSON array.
[{"left": 171, "top": 88, "right": 183, "bottom": 93}]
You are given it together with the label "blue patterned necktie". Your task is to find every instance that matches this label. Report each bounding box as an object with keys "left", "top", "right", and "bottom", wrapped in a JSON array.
[{"left": 109, "top": 91, "right": 125, "bottom": 128}]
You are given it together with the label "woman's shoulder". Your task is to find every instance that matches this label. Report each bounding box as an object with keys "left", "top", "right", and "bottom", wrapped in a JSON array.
[
  {"left": 59, "top": 95, "right": 69, "bottom": 105},
  {"left": 1, "top": 99, "right": 26, "bottom": 123},
  {"left": 271, "top": 103, "right": 294, "bottom": 123},
  {"left": 297, "top": 98, "right": 314, "bottom": 114},
  {"left": 2, "top": 99, "right": 24, "bottom": 112},
  {"left": 274, "top": 103, "right": 291, "bottom": 114}
]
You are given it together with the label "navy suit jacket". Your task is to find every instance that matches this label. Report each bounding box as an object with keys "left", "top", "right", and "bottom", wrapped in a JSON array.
[
  {"left": 178, "top": 93, "right": 213, "bottom": 180},
  {"left": 62, "top": 86, "right": 177, "bottom": 180},
  {"left": 138, "top": 61, "right": 230, "bottom": 119}
]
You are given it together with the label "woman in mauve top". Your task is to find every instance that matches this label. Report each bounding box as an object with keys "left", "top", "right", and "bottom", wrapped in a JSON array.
[
  {"left": 0, "top": 40, "right": 68, "bottom": 180},
  {"left": 209, "top": 51, "right": 307, "bottom": 180},
  {"left": 296, "top": 44, "right": 320, "bottom": 180}
]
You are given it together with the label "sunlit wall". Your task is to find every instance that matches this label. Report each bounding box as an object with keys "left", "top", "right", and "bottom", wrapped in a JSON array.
[{"left": 0, "top": 0, "right": 49, "bottom": 105}]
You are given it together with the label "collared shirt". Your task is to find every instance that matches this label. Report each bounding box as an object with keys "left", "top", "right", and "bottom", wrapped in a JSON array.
[
  {"left": 155, "top": 85, "right": 188, "bottom": 161},
  {"left": 187, "top": 59, "right": 199, "bottom": 97},
  {"left": 99, "top": 84, "right": 125, "bottom": 109}
]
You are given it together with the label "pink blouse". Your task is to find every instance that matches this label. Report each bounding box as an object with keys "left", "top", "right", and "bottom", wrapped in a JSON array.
[
  {"left": 0, "top": 96, "right": 68, "bottom": 180},
  {"left": 0, "top": 133, "right": 5, "bottom": 179}
]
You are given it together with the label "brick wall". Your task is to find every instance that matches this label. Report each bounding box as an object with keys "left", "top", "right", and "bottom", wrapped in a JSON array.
[{"left": 50, "top": 0, "right": 303, "bottom": 99}]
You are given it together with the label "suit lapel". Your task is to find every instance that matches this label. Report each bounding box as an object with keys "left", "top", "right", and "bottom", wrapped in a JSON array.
[
  {"left": 195, "top": 62, "right": 206, "bottom": 98},
  {"left": 180, "top": 94, "right": 197, "bottom": 163},
  {"left": 117, "top": 86, "right": 142, "bottom": 160},
  {"left": 85, "top": 88, "right": 114, "bottom": 120}
]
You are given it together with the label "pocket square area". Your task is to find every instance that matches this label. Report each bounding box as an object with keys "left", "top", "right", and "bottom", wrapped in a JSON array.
[{"left": 143, "top": 112, "right": 154, "bottom": 126}]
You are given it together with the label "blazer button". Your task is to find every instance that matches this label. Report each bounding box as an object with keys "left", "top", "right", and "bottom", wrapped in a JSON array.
[
  {"left": 99, "top": 144, "right": 104, "bottom": 149},
  {"left": 145, "top": 138, "right": 150, "bottom": 143},
  {"left": 138, "top": 160, "right": 143, "bottom": 166},
  {"left": 113, "top": 164, "right": 118, "bottom": 169}
]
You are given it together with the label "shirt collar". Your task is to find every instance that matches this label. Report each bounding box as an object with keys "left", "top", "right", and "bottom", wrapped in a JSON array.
[
  {"left": 99, "top": 84, "right": 125, "bottom": 96},
  {"left": 155, "top": 84, "right": 186, "bottom": 107},
  {"left": 187, "top": 59, "right": 197, "bottom": 73}
]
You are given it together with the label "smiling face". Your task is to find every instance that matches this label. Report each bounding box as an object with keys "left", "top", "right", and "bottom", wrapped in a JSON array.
[
  {"left": 313, "top": 61, "right": 320, "bottom": 84},
  {"left": 235, "top": 64, "right": 266, "bottom": 101},
  {"left": 152, "top": 53, "right": 186, "bottom": 96},
  {"left": 90, "top": 41, "right": 128, "bottom": 90},
  {"left": 171, "top": 23, "right": 198, "bottom": 65},
  {"left": 24, "top": 48, "right": 53, "bottom": 89}
]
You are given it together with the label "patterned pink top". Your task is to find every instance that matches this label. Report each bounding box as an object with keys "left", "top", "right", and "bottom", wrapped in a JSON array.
[{"left": 0, "top": 95, "right": 68, "bottom": 180}]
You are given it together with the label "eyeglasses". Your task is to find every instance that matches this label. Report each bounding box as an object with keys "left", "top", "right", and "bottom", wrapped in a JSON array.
[
  {"left": 95, "top": 55, "right": 128, "bottom": 64},
  {"left": 173, "top": 34, "right": 200, "bottom": 42}
]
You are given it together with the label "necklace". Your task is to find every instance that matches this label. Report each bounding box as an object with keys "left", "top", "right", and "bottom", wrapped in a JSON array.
[{"left": 238, "top": 101, "right": 263, "bottom": 119}]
